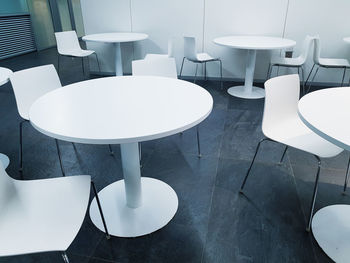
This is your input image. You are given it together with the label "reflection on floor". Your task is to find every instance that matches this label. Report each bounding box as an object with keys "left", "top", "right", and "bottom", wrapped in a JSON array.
[{"left": 0, "top": 48, "right": 347, "bottom": 263}]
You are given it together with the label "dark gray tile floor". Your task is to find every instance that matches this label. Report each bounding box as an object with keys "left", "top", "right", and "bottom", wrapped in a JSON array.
[{"left": 0, "top": 48, "right": 347, "bottom": 262}]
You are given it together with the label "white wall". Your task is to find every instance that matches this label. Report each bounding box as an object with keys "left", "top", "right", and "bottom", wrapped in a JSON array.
[{"left": 80, "top": 0, "right": 350, "bottom": 84}]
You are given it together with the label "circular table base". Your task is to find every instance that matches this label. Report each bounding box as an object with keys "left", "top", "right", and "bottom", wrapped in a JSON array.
[
  {"left": 312, "top": 205, "right": 350, "bottom": 263},
  {"left": 227, "top": 86, "right": 265, "bottom": 99},
  {"left": 89, "top": 177, "right": 178, "bottom": 237},
  {"left": 0, "top": 153, "right": 9, "bottom": 169}
]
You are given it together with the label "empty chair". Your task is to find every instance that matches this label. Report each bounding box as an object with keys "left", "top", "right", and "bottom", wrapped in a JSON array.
[
  {"left": 55, "top": 31, "right": 101, "bottom": 78},
  {"left": 132, "top": 57, "right": 202, "bottom": 157},
  {"left": 305, "top": 36, "right": 350, "bottom": 93},
  {"left": 0, "top": 161, "right": 109, "bottom": 262},
  {"left": 239, "top": 74, "right": 349, "bottom": 231},
  {"left": 268, "top": 35, "right": 316, "bottom": 94},
  {"left": 180, "top": 36, "right": 223, "bottom": 88},
  {"left": 144, "top": 38, "right": 174, "bottom": 60},
  {"left": 10, "top": 65, "right": 65, "bottom": 175}
]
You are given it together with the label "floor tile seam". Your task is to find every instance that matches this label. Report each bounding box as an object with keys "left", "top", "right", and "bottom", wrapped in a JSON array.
[{"left": 199, "top": 109, "right": 228, "bottom": 263}]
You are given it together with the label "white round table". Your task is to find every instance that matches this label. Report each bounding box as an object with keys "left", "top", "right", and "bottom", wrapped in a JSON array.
[
  {"left": 214, "top": 36, "right": 296, "bottom": 99},
  {"left": 298, "top": 87, "right": 350, "bottom": 263},
  {"left": 29, "top": 76, "right": 213, "bottom": 237},
  {"left": 0, "top": 67, "right": 12, "bottom": 168},
  {"left": 0, "top": 67, "right": 13, "bottom": 86},
  {"left": 82, "top": 32, "right": 148, "bottom": 76}
]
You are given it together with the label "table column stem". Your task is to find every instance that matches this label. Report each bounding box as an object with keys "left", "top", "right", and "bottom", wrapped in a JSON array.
[
  {"left": 115, "top": 42, "right": 123, "bottom": 76},
  {"left": 244, "top": 49, "right": 257, "bottom": 94},
  {"left": 120, "top": 142, "right": 142, "bottom": 208}
]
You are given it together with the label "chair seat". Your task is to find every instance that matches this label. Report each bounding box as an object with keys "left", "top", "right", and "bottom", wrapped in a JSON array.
[
  {"left": 263, "top": 116, "right": 343, "bottom": 158},
  {"left": 61, "top": 49, "right": 95, "bottom": 58},
  {"left": 270, "top": 56, "right": 304, "bottom": 67},
  {"left": 191, "top": 53, "right": 218, "bottom": 62},
  {"left": 318, "top": 58, "right": 350, "bottom": 68},
  {"left": 0, "top": 175, "right": 91, "bottom": 257},
  {"left": 145, "top": 54, "right": 169, "bottom": 60}
]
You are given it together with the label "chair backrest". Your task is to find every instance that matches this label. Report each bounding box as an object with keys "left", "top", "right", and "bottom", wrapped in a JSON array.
[
  {"left": 297, "top": 35, "right": 315, "bottom": 64},
  {"left": 10, "top": 64, "right": 62, "bottom": 120},
  {"left": 262, "top": 74, "right": 300, "bottom": 137},
  {"left": 55, "top": 31, "right": 82, "bottom": 55},
  {"left": 0, "top": 161, "right": 17, "bottom": 214},
  {"left": 132, "top": 57, "right": 178, "bottom": 79},
  {"left": 313, "top": 36, "right": 321, "bottom": 65},
  {"left": 184, "top": 36, "right": 197, "bottom": 61}
]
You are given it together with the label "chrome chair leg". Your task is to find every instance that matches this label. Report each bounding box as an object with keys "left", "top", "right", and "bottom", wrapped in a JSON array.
[
  {"left": 196, "top": 125, "right": 201, "bottom": 158},
  {"left": 91, "top": 181, "right": 111, "bottom": 239},
  {"left": 343, "top": 155, "right": 350, "bottom": 193},
  {"left": 240, "top": 138, "right": 271, "bottom": 193},
  {"left": 55, "top": 139, "right": 66, "bottom": 177},
  {"left": 341, "top": 67, "right": 346, "bottom": 87},
  {"left": 57, "top": 55, "right": 61, "bottom": 76},
  {"left": 204, "top": 62, "right": 207, "bottom": 81},
  {"left": 93, "top": 53, "right": 101, "bottom": 73},
  {"left": 61, "top": 251, "right": 70, "bottom": 263},
  {"left": 306, "top": 155, "right": 321, "bottom": 232},
  {"left": 19, "top": 120, "right": 26, "bottom": 174},
  {"left": 306, "top": 66, "right": 320, "bottom": 94},
  {"left": 108, "top": 144, "right": 114, "bottom": 156},
  {"left": 304, "top": 63, "right": 316, "bottom": 93},
  {"left": 179, "top": 57, "right": 186, "bottom": 78},
  {"left": 81, "top": 57, "right": 85, "bottom": 79},
  {"left": 279, "top": 146, "right": 288, "bottom": 164},
  {"left": 194, "top": 64, "right": 199, "bottom": 83},
  {"left": 266, "top": 63, "right": 272, "bottom": 79}
]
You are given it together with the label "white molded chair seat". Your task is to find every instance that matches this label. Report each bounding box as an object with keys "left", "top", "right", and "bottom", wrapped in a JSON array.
[
  {"left": 270, "top": 56, "right": 305, "bottom": 67},
  {"left": 61, "top": 49, "right": 95, "bottom": 58},
  {"left": 317, "top": 58, "right": 350, "bottom": 68},
  {"left": 0, "top": 161, "right": 91, "bottom": 257},
  {"left": 195, "top": 52, "right": 218, "bottom": 62},
  {"left": 55, "top": 31, "right": 95, "bottom": 58}
]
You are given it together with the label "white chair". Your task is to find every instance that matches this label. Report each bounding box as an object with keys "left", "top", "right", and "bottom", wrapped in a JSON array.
[
  {"left": 268, "top": 35, "right": 316, "bottom": 94},
  {"left": 10, "top": 65, "right": 65, "bottom": 175},
  {"left": 239, "top": 74, "right": 348, "bottom": 232},
  {"left": 305, "top": 36, "right": 350, "bottom": 93},
  {"left": 55, "top": 31, "right": 100, "bottom": 78},
  {"left": 0, "top": 161, "right": 109, "bottom": 262},
  {"left": 180, "top": 36, "right": 223, "bottom": 88},
  {"left": 144, "top": 38, "right": 174, "bottom": 60},
  {"left": 10, "top": 65, "right": 114, "bottom": 174},
  {"left": 132, "top": 57, "right": 202, "bottom": 158}
]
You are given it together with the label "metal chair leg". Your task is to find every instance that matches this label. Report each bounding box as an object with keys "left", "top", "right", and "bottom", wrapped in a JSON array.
[
  {"left": 306, "top": 155, "right": 321, "bottom": 232},
  {"left": 304, "top": 63, "right": 315, "bottom": 93},
  {"left": 179, "top": 57, "right": 186, "bottom": 78},
  {"left": 341, "top": 67, "right": 346, "bottom": 87},
  {"left": 279, "top": 146, "right": 288, "bottom": 164},
  {"left": 194, "top": 64, "right": 199, "bottom": 83},
  {"left": 19, "top": 120, "right": 25, "bottom": 173},
  {"left": 93, "top": 52, "right": 101, "bottom": 73},
  {"left": 301, "top": 66, "right": 305, "bottom": 96},
  {"left": 343, "top": 155, "right": 350, "bottom": 193},
  {"left": 268, "top": 64, "right": 275, "bottom": 79},
  {"left": 108, "top": 145, "right": 114, "bottom": 156},
  {"left": 196, "top": 125, "right": 201, "bottom": 158},
  {"left": 306, "top": 66, "right": 320, "bottom": 94},
  {"left": 91, "top": 181, "right": 111, "bottom": 239},
  {"left": 55, "top": 139, "right": 66, "bottom": 177},
  {"left": 219, "top": 59, "right": 223, "bottom": 89},
  {"left": 240, "top": 138, "right": 270, "bottom": 193},
  {"left": 61, "top": 251, "right": 70, "bottom": 263},
  {"left": 204, "top": 62, "right": 207, "bottom": 81},
  {"left": 139, "top": 142, "right": 142, "bottom": 167},
  {"left": 57, "top": 55, "right": 61, "bottom": 76},
  {"left": 81, "top": 57, "right": 85, "bottom": 79},
  {"left": 266, "top": 63, "right": 272, "bottom": 79}
]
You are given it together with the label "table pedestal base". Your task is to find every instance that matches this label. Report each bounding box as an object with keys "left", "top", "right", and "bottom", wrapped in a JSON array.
[
  {"left": 89, "top": 177, "right": 178, "bottom": 237},
  {"left": 312, "top": 205, "right": 350, "bottom": 263},
  {"left": 227, "top": 85, "right": 265, "bottom": 99}
]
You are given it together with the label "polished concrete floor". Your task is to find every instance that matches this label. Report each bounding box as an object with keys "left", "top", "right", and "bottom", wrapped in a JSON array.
[{"left": 0, "top": 48, "right": 348, "bottom": 263}]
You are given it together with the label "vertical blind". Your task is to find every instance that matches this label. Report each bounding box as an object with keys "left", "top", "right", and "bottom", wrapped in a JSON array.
[{"left": 0, "top": 14, "right": 36, "bottom": 60}]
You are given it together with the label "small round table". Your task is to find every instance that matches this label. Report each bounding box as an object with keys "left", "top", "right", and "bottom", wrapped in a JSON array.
[
  {"left": 298, "top": 87, "right": 350, "bottom": 263},
  {"left": 82, "top": 32, "right": 148, "bottom": 76},
  {"left": 0, "top": 67, "right": 12, "bottom": 167},
  {"left": 214, "top": 36, "right": 296, "bottom": 99},
  {"left": 29, "top": 76, "right": 213, "bottom": 237}
]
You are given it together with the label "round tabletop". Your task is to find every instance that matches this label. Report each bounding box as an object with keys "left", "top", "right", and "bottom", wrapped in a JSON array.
[
  {"left": 298, "top": 87, "right": 350, "bottom": 151},
  {"left": 213, "top": 35, "right": 296, "bottom": 50},
  {"left": 29, "top": 76, "right": 213, "bottom": 144},
  {"left": 82, "top": 32, "right": 148, "bottom": 43},
  {"left": 0, "top": 67, "right": 13, "bottom": 86}
]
